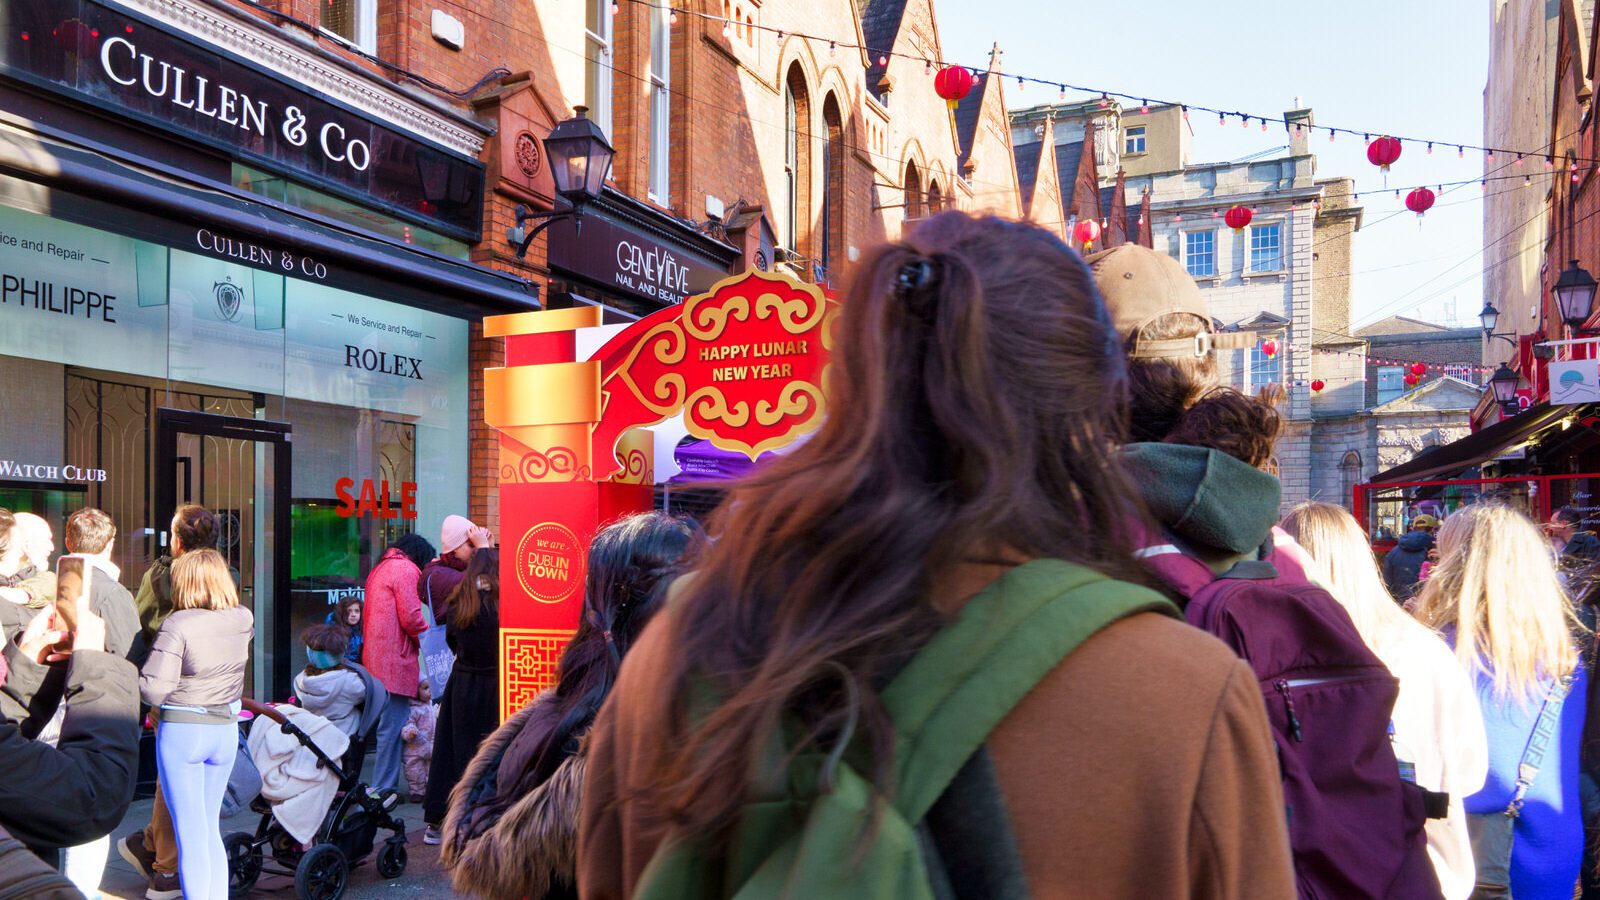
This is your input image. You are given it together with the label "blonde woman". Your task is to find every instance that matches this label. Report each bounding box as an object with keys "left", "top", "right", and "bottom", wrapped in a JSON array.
[
  {"left": 139, "top": 548, "right": 253, "bottom": 900},
  {"left": 1414, "top": 504, "right": 1585, "bottom": 900},
  {"left": 1279, "top": 502, "right": 1488, "bottom": 899}
]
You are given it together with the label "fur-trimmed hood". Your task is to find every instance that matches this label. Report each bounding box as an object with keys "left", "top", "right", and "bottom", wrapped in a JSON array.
[{"left": 441, "top": 691, "right": 586, "bottom": 900}]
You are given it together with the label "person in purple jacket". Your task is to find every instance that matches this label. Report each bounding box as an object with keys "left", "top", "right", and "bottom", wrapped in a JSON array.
[{"left": 1415, "top": 504, "right": 1586, "bottom": 900}]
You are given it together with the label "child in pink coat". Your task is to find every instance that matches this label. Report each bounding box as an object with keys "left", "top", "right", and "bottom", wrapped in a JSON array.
[{"left": 401, "top": 679, "right": 437, "bottom": 802}]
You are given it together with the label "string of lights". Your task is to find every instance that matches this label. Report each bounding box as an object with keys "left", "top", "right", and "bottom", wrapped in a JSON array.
[{"left": 618, "top": 0, "right": 1600, "bottom": 168}]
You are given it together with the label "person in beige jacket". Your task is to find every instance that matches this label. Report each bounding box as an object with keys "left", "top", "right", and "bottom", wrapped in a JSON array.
[{"left": 140, "top": 549, "right": 253, "bottom": 900}]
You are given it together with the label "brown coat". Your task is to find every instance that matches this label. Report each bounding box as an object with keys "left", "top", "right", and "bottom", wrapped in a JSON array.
[
  {"left": 442, "top": 692, "right": 586, "bottom": 900},
  {"left": 577, "top": 577, "right": 1297, "bottom": 900}
]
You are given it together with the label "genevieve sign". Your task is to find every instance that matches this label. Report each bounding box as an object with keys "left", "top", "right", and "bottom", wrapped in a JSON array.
[{"left": 590, "top": 269, "right": 834, "bottom": 476}]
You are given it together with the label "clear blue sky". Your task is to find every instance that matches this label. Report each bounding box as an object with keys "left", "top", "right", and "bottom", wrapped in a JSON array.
[{"left": 937, "top": 0, "right": 1492, "bottom": 331}]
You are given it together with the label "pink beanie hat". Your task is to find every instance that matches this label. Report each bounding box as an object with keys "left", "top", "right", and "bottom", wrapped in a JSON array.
[{"left": 440, "top": 515, "right": 475, "bottom": 554}]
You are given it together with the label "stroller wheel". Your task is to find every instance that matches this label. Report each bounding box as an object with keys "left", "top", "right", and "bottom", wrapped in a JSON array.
[
  {"left": 294, "top": 843, "right": 349, "bottom": 900},
  {"left": 225, "top": 832, "right": 261, "bottom": 897},
  {"left": 377, "top": 840, "right": 407, "bottom": 879}
]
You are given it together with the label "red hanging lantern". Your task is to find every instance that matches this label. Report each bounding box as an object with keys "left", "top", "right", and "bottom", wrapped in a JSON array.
[
  {"left": 1073, "top": 219, "right": 1101, "bottom": 251},
  {"left": 1404, "top": 372, "right": 1420, "bottom": 387},
  {"left": 934, "top": 66, "right": 975, "bottom": 111},
  {"left": 1410, "top": 362, "right": 1427, "bottom": 376},
  {"left": 1405, "top": 186, "right": 1435, "bottom": 217},
  {"left": 1261, "top": 339, "right": 1278, "bottom": 359},
  {"left": 1311, "top": 379, "right": 1326, "bottom": 393},
  {"left": 1223, "top": 206, "right": 1254, "bottom": 233},
  {"left": 1367, "top": 136, "right": 1403, "bottom": 172}
]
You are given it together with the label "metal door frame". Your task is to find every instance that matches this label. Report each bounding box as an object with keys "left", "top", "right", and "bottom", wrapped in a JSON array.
[{"left": 154, "top": 408, "right": 292, "bottom": 698}]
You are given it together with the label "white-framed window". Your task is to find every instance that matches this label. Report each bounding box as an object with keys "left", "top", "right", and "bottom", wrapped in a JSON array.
[
  {"left": 585, "top": 0, "right": 613, "bottom": 136},
  {"left": 1124, "top": 126, "right": 1147, "bottom": 155},
  {"left": 1249, "top": 222, "right": 1284, "bottom": 272},
  {"left": 1249, "top": 343, "right": 1281, "bottom": 392},
  {"left": 1376, "top": 366, "right": 1405, "bottom": 403},
  {"left": 321, "top": 0, "right": 376, "bottom": 52},
  {"left": 647, "top": 5, "right": 671, "bottom": 204},
  {"left": 1184, "top": 230, "right": 1217, "bottom": 277}
]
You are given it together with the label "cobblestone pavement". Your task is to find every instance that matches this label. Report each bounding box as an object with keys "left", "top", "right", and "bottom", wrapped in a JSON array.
[{"left": 97, "top": 756, "right": 463, "bottom": 899}]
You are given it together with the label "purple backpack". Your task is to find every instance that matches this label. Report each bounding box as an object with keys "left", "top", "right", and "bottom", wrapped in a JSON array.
[{"left": 1138, "top": 536, "right": 1443, "bottom": 900}]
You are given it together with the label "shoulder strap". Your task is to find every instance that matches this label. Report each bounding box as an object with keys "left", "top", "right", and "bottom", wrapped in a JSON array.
[
  {"left": 883, "top": 560, "right": 1177, "bottom": 822},
  {"left": 1507, "top": 673, "right": 1575, "bottom": 816},
  {"left": 422, "top": 572, "right": 438, "bottom": 630}
]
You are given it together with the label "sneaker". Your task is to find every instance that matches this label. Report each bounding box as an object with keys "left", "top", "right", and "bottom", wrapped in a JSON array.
[
  {"left": 145, "top": 872, "right": 182, "bottom": 900},
  {"left": 117, "top": 832, "right": 155, "bottom": 880},
  {"left": 422, "top": 826, "right": 441, "bottom": 845}
]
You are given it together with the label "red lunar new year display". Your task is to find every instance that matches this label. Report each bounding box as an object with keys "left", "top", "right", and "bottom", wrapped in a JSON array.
[
  {"left": 1311, "top": 379, "right": 1325, "bottom": 393},
  {"left": 483, "top": 270, "right": 838, "bottom": 719},
  {"left": 1224, "top": 206, "right": 1254, "bottom": 233},
  {"left": 1410, "top": 362, "right": 1427, "bottom": 376},
  {"left": 1404, "top": 372, "right": 1421, "bottom": 387},
  {"left": 934, "top": 65, "right": 974, "bottom": 111},
  {"left": 1261, "top": 339, "right": 1278, "bottom": 359}
]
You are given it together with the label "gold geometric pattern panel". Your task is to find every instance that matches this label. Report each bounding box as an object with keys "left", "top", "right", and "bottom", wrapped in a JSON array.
[{"left": 500, "top": 628, "right": 575, "bottom": 722}]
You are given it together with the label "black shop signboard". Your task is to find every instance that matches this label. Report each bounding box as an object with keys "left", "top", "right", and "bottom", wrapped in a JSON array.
[
  {"left": 0, "top": 0, "right": 483, "bottom": 239},
  {"left": 547, "top": 199, "right": 734, "bottom": 308}
]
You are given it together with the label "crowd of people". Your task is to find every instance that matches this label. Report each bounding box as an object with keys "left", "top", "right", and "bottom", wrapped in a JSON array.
[{"left": 9, "top": 211, "right": 1600, "bottom": 899}]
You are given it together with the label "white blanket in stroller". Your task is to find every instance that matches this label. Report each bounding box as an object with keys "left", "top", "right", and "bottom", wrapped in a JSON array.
[{"left": 247, "top": 705, "right": 351, "bottom": 844}]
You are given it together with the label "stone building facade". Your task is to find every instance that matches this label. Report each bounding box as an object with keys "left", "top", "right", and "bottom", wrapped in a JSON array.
[{"left": 1483, "top": 0, "right": 1562, "bottom": 371}]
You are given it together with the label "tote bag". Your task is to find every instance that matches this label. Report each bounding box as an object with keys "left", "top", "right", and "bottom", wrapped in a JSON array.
[{"left": 419, "top": 578, "right": 455, "bottom": 698}]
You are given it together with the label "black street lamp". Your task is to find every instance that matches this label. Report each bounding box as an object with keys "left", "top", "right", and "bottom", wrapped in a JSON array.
[
  {"left": 1480, "top": 300, "right": 1520, "bottom": 349},
  {"left": 1488, "top": 363, "right": 1521, "bottom": 416},
  {"left": 507, "top": 107, "right": 616, "bottom": 258},
  {"left": 1554, "top": 259, "right": 1600, "bottom": 330}
]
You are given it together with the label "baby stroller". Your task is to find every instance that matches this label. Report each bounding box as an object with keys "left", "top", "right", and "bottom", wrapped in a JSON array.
[{"left": 225, "top": 663, "right": 407, "bottom": 900}]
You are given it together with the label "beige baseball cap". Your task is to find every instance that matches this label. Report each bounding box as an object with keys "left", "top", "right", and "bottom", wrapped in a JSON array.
[{"left": 1084, "top": 245, "right": 1253, "bottom": 359}]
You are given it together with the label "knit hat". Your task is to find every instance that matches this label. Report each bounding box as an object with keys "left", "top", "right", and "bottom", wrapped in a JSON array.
[
  {"left": 1084, "top": 245, "right": 1254, "bottom": 359},
  {"left": 440, "top": 515, "right": 476, "bottom": 554}
]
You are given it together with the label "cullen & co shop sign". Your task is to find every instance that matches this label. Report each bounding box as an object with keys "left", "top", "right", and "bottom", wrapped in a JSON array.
[{"left": 0, "top": 0, "right": 484, "bottom": 238}]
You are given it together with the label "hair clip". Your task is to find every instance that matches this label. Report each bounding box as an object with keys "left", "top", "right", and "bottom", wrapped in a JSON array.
[{"left": 894, "top": 256, "right": 939, "bottom": 314}]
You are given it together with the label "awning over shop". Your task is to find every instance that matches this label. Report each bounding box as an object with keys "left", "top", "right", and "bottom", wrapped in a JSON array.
[
  {"left": 0, "top": 125, "right": 538, "bottom": 315},
  {"left": 1370, "top": 403, "right": 1573, "bottom": 484}
]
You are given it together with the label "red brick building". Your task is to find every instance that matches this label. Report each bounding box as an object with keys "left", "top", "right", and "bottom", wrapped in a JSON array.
[{"left": 0, "top": 0, "right": 1030, "bottom": 692}]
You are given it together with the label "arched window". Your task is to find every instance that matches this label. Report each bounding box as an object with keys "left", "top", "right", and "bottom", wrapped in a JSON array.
[
  {"left": 1339, "top": 452, "right": 1362, "bottom": 510},
  {"left": 904, "top": 161, "right": 923, "bottom": 220},
  {"left": 783, "top": 64, "right": 811, "bottom": 256},
  {"left": 927, "top": 179, "right": 943, "bottom": 213},
  {"left": 821, "top": 94, "right": 845, "bottom": 281}
]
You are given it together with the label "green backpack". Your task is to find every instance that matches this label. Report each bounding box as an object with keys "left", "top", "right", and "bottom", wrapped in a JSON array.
[{"left": 632, "top": 559, "right": 1178, "bottom": 900}]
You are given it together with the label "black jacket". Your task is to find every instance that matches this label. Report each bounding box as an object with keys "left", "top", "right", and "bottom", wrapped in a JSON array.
[
  {"left": 1382, "top": 531, "right": 1433, "bottom": 599},
  {"left": 0, "top": 650, "right": 139, "bottom": 850},
  {"left": 0, "top": 562, "right": 142, "bottom": 728}
]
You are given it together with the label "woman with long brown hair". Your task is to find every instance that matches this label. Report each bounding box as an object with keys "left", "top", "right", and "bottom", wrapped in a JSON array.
[
  {"left": 421, "top": 548, "right": 499, "bottom": 841},
  {"left": 577, "top": 213, "right": 1294, "bottom": 898}
]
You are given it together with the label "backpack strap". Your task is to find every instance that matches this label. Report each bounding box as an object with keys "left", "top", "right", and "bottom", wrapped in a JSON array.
[
  {"left": 1134, "top": 541, "right": 1220, "bottom": 598},
  {"left": 883, "top": 559, "right": 1177, "bottom": 823}
]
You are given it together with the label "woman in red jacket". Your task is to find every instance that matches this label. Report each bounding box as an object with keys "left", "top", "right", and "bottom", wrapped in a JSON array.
[{"left": 362, "top": 532, "right": 435, "bottom": 797}]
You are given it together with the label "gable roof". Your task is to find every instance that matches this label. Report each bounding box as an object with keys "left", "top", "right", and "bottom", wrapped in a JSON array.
[
  {"left": 953, "top": 72, "right": 990, "bottom": 173},
  {"left": 861, "top": 0, "right": 911, "bottom": 101},
  {"left": 1371, "top": 375, "right": 1483, "bottom": 414},
  {"left": 1013, "top": 141, "right": 1044, "bottom": 210},
  {"left": 1056, "top": 140, "right": 1085, "bottom": 210}
]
